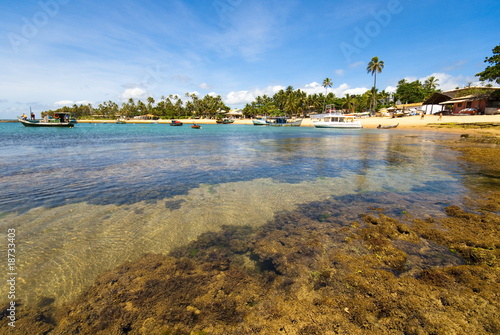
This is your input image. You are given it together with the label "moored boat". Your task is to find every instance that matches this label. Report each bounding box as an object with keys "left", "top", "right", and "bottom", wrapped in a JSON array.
[
  {"left": 252, "top": 117, "right": 270, "bottom": 125},
  {"left": 18, "top": 111, "right": 76, "bottom": 128},
  {"left": 170, "top": 120, "right": 183, "bottom": 126},
  {"left": 191, "top": 124, "right": 202, "bottom": 129},
  {"left": 311, "top": 113, "right": 362, "bottom": 128},
  {"left": 269, "top": 116, "right": 303, "bottom": 127},
  {"left": 216, "top": 118, "right": 234, "bottom": 124},
  {"left": 377, "top": 123, "right": 399, "bottom": 129}
]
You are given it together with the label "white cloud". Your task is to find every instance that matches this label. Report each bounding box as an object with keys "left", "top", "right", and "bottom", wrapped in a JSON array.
[
  {"left": 305, "top": 81, "right": 321, "bottom": 88},
  {"left": 224, "top": 85, "right": 285, "bottom": 105},
  {"left": 419, "top": 73, "right": 463, "bottom": 91},
  {"left": 417, "top": 73, "right": 490, "bottom": 91},
  {"left": 335, "top": 69, "right": 345, "bottom": 76},
  {"left": 54, "top": 100, "right": 74, "bottom": 106},
  {"left": 120, "top": 87, "right": 147, "bottom": 100},
  {"left": 200, "top": 82, "right": 210, "bottom": 89},
  {"left": 225, "top": 90, "right": 255, "bottom": 105},
  {"left": 302, "top": 82, "right": 368, "bottom": 97},
  {"left": 385, "top": 86, "right": 397, "bottom": 93},
  {"left": 54, "top": 100, "right": 93, "bottom": 107}
]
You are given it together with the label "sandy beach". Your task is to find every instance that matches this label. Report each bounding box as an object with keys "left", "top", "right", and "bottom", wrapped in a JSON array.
[{"left": 79, "top": 114, "right": 500, "bottom": 129}]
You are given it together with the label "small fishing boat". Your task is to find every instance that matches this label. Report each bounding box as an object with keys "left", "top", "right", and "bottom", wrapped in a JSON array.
[
  {"left": 116, "top": 118, "right": 127, "bottom": 124},
  {"left": 191, "top": 124, "right": 202, "bottom": 129},
  {"left": 311, "top": 113, "right": 362, "bottom": 128},
  {"left": 269, "top": 116, "right": 302, "bottom": 127},
  {"left": 216, "top": 118, "right": 234, "bottom": 124},
  {"left": 18, "top": 111, "right": 76, "bottom": 128},
  {"left": 170, "top": 120, "right": 183, "bottom": 126},
  {"left": 377, "top": 123, "right": 399, "bottom": 129}
]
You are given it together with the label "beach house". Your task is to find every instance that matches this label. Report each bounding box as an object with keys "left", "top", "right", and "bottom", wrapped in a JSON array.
[{"left": 423, "top": 87, "right": 500, "bottom": 115}]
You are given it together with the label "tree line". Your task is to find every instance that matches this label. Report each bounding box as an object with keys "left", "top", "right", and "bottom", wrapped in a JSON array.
[
  {"left": 242, "top": 76, "right": 443, "bottom": 117},
  {"left": 44, "top": 77, "right": 442, "bottom": 120},
  {"left": 43, "top": 93, "right": 230, "bottom": 120}
]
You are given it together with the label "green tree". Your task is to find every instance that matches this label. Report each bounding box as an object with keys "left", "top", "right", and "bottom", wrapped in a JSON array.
[
  {"left": 423, "top": 76, "right": 440, "bottom": 99},
  {"left": 366, "top": 56, "right": 384, "bottom": 111},
  {"left": 423, "top": 76, "right": 439, "bottom": 91},
  {"left": 476, "top": 44, "right": 500, "bottom": 84},
  {"left": 395, "top": 79, "right": 425, "bottom": 103}
]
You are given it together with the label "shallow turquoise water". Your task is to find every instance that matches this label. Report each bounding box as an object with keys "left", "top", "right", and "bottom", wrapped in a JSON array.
[
  {"left": 0, "top": 122, "right": 465, "bottom": 213},
  {"left": 0, "top": 122, "right": 473, "bottom": 305}
]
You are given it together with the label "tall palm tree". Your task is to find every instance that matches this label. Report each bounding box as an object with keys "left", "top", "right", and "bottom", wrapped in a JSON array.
[
  {"left": 366, "top": 57, "right": 384, "bottom": 112},
  {"left": 424, "top": 76, "right": 439, "bottom": 91},
  {"left": 322, "top": 78, "right": 333, "bottom": 111}
]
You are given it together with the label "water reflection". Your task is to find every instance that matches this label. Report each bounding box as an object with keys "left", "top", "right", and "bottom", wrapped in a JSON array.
[{"left": 0, "top": 125, "right": 474, "bottom": 307}]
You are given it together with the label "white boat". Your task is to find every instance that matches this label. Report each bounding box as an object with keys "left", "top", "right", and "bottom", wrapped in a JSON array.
[
  {"left": 311, "top": 113, "right": 362, "bottom": 128},
  {"left": 252, "top": 117, "right": 270, "bottom": 125}
]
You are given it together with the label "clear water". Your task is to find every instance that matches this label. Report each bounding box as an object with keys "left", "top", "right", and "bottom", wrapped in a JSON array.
[{"left": 0, "top": 122, "right": 469, "bottom": 305}]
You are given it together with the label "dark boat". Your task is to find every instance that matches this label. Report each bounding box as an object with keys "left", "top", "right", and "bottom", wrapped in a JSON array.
[
  {"left": 377, "top": 123, "right": 399, "bottom": 129},
  {"left": 270, "top": 116, "right": 303, "bottom": 127},
  {"left": 216, "top": 118, "right": 234, "bottom": 124},
  {"left": 170, "top": 120, "right": 183, "bottom": 126},
  {"left": 18, "top": 111, "right": 75, "bottom": 128}
]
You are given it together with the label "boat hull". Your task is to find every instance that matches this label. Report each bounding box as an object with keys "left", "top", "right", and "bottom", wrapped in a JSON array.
[
  {"left": 377, "top": 123, "right": 399, "bottom": 129},
  {"left": 313, "top": 122, "right": 362, "bottom": 128},
  {"left": 19, "top": 119, "right": 75, "bottom": 127},
  {"left": 311, "top": 112, "right": 362, "bottom": 129},
  {"left": 269, "top": 118, "right": 303, "bottom": 126}
]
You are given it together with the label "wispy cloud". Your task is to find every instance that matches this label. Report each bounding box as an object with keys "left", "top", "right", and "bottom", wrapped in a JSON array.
[
  {"left": 202, "top": 1, "right": 298, "bottom": 61},
  {"left": 442, "top": 60, "right": 468, "bottom": 72}
]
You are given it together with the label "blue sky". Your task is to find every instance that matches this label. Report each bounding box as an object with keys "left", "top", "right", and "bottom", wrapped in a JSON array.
[{"left": 1, "top": 0, "right": 499, "bottom": 118}]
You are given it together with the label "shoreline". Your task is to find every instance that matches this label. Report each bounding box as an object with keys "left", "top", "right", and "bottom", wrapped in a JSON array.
[
  {"left": 6, "top": 114, "right": 499, "bottom": 135},
  {"left": 76, "top": 114, "right": 500, "bottom": 128}
]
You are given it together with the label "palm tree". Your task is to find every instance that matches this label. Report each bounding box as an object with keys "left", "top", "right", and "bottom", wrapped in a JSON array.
[
  {"left": 424, "top": 76, "right": 439, "bottom": 91},
  {"left": 366, "top": 56, "right": 384, "bottom": 112},
  {"left": 322, "top": 78, "right": 333, "bottom": 111}
]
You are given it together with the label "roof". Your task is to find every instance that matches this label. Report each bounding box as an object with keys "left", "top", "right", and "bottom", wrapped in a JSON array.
[
  {"left": 423, "top": 86, "right": 500, "bottom": 105},
  {"left": 422, "top": 92, "right": 456, "bottom": 105},
  {"left": 396, "top": 102, "right": 423, "bottom": 108},
  {"left": 225, "top": 109, "right": 243, "bottom": 116}
]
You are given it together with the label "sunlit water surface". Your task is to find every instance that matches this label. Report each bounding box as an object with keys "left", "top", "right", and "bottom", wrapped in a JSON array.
[{"left": 0, "top": 122, "right": 472, "bottom": 305}]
